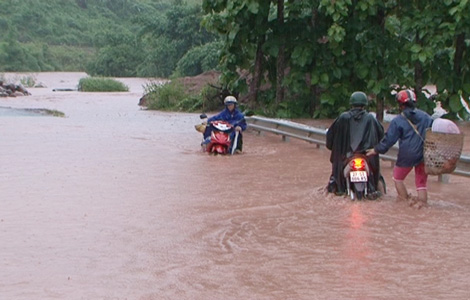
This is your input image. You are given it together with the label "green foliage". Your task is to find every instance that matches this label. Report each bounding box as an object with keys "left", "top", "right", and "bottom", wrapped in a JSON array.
[
  {"left": 0, "top": 30, "right": 40, "bottom": 72},
  {"left": 143, "top": 81, "right": 187, "bottom": 110},
  {"left": 43, "top": 109, "right": 66, "bottom": 118},
  {"left": 78, "top": 77, "right": 129, "bottom": 92},
  {"left": 174, "top": 41, "right": 222, "bottom": 77},
  {"left": 135, "top": 1, "right": 218, "bottom": 78},
  {"left": 86, "top": 31, "right": 143, "bottom": 77},
  {"left": 143, "top": 80, "right": 223, "bottom": 112},
  {"left": 0, "top": 0, "right": 217, "bottom": 78},
  {"left": 199, "top": 84, "right": 226, "bottom": 112},
  {"left": 137, "top": 37, "right": 179, "bottom": 78},
  {"left": 202, "top": 0, "right": 470, "bottom": 119},
  {"left": 47, "top": 45, "right": 95, "bottom": 71},
  {"left": 2, "top": 0, "right": 469, "bottom": 119}
]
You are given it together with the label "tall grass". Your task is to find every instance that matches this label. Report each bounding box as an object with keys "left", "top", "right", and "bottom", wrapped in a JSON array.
[{"left": 78, "top": 77, "right": 128, "bottom": 92}]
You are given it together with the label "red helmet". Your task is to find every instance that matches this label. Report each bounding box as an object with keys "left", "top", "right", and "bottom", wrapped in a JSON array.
[{"left": 396, "top": 89, "right": 416, "bottom": 104}]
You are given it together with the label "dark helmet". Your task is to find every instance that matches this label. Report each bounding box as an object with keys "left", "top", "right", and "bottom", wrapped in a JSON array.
[
  {"left": 396, "top": 89, "right": 416, "bottom": 105},
  {"left": 349, "top": 91, "right": 368, "bottom": 107},
  {"left": 224, "top": 95, "right": 237, "bottom": 105}
]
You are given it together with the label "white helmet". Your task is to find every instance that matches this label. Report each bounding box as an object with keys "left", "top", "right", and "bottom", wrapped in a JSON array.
[{"left": 224, "top": 95, "right": 237, "bottom": 105}]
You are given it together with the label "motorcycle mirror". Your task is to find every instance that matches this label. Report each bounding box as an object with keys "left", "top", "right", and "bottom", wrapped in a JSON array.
[{"left": 200, "top": 113, "right": 207, "bottom": 119}]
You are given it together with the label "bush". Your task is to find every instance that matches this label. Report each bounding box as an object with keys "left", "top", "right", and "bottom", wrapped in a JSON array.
[
  {"left": 143, "top": 79, "right": 223, "bottom": 112},
  {"left": 199, "top": 84, "right": 225, "bottom": 112},
  {"left": 143, "top": 81, "right": 187, "bottom": 110},
  {"left": 78, "top": 77, "right": 129, "bottom": 92}
]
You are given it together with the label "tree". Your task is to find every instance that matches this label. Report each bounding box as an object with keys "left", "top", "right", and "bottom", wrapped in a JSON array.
[
  {"left": 0, "top": 29, "right": 40, "bottom": 72},
  {"left": 137, "top": 1, "right": 217, "bottom": 77},
  {"left": 86, "top": 31, "right": 142, "bottom": 77}
]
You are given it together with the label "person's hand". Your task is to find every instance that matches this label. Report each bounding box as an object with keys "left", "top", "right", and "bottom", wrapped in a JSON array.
[
  {"left": 366, "top": 148, "right": 377, "bottom": 156},
  {"left": 235, "top": 126, "right": 242, "bottom": 132}
]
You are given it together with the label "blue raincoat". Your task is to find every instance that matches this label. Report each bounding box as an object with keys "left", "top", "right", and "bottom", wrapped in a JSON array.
[
  {"left": 203, "top": 107, "right": 247, "bottom": 151},
  {"left": 374, "top": 108, "right": 433, "bottom": 167}
]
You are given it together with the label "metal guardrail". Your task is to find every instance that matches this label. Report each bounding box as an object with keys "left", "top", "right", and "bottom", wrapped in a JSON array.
[{"left": 246, "top": 116, "right": 470, "bottom": 181}]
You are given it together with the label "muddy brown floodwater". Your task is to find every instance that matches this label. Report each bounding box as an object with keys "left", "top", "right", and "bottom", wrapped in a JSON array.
[{"left": 1, "top": 73, "right": 470, "bottom": 300}]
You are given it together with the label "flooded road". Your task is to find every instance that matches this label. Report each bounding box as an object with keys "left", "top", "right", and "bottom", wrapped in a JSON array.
[{"left": 1, "top": 73, "right": 470, "bottom": 299}]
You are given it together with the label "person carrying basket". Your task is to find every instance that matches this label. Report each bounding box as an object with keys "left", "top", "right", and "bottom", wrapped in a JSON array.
[{"left": 367, "top": 89, "right": 433, "bottom": 208}]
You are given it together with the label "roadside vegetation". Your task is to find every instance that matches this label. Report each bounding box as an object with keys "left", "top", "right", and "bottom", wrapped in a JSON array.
[
  {"left": 201, "top": 0, "right": 470, "bottom": 120},
  {"left": 0, "top": 0, "right": 218, "bottom": 78},
  {"left": 142, "top": 73, "right": 223, "bottom": 113},
  {"left": 1, "top": 0, "right": 468, "bottom": 120},
  {"left": 78, "top": 77, "right": 128, "bottom": 92}
]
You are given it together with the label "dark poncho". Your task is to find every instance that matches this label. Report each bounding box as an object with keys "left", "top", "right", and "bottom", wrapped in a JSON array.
[{"left": 326, "top": 108, "right": 385, "bottom": 194}]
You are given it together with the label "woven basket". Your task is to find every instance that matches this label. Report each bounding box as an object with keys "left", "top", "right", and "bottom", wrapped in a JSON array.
[{"left": 423, "top": 128, "right": 464, "bottom": 175}]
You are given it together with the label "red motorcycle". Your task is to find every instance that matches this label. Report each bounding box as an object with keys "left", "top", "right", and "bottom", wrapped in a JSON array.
[
  {"left": 195, "top": 113, "right": 241, "bottom": 155},
  {"left": 206, "top": 120, "right": 239, "bottom": 154}
]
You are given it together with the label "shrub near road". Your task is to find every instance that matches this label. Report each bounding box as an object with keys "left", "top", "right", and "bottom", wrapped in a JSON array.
[{"left": 78, "top": 77, "right": 128, "bottom": 92}]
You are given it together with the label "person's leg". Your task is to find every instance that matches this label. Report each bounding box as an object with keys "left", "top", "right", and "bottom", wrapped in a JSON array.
[
  {"left": 237, "top": 133, "right": 243, "bottom": 151},
  {"left": 366, "top": 156, "right": 380, "bottom": 192},
  {"left": 413, "top": 162, "right": 428, "bottom": 208},
  {"left": 415, "top": 190, "right": 428, "bottom": 208},
  {"left": 203, "top": 125, "right": 212, "bottom": 140},
  {"left": 393, "top": 166, "right": 413, "bottom": 202},
  {"left": 394, "top": 180, "right": 408, "bottom": 201},
  {"left": 228, "top": 131, "right": 238, "bottom": 153}
]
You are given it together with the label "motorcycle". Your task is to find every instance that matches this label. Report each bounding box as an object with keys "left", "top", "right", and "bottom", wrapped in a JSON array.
[
  {"left": 343, "top": 153, "right": 372, "bottom": 200},
  {"left": 206, "top": 120, "right": 235, "bottom": 154},
  {"left": 195, "top": 114, "right": 240, "bottom": 155}
]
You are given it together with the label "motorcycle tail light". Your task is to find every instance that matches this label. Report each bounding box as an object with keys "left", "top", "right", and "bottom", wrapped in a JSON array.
[{"left": 351, "top": 158, "right": 366, "bottom": 171}]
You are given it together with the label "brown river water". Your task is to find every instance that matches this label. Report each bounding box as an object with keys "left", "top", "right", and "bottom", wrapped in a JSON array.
[{"left": 1, "top": 73, "right": 470, "bottom": 300}]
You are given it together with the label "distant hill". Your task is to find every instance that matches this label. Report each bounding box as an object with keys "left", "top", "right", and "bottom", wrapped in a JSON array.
[
  {"left": 0, "top": 0, "right": 165, "bottom": 46},
  {"left": 0, "top": 0, "right": 212, "bottom": 75}
]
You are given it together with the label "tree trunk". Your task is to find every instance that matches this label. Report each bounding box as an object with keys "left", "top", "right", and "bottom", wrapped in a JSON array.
[
  {"left": 375, "top": 7, "right": 385, "bottom": 122},
  {"left": 414, "top": 61, "right": 423, "bottom": 95},
  {"left": 275, "top": 0, "right": 285, "bottom": 105},
  {"left": 249, "top": 36, "right": 265, "bottom": 104},
  {"left": 376, "top": 96, "right": 384, "bottom": 122},
  {"left": 454, "top": 33, "right": 465, "bottom": 77},
  {"left": 414, "top": 32, "right": 424, "bottom": 96}
]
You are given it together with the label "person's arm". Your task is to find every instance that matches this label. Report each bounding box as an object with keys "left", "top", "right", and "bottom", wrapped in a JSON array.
[
  {"left": 207, "top": 110, "right": 225, "bottom": 123},
  {"left": 232, "top": 111, "right": 247, "bottom": 131},
  {"left": 237, "top": 116, "right": 247, "bottom": 131},
  {"left": 374, "top": 120, "right": 400, "bottom": 154}
]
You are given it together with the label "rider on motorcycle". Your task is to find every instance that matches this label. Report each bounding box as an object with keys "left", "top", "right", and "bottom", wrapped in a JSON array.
[
  {"left": 326, "top": 91, "right": 385, "bottom": 197},
  {"left": 202, "top": 96, "right": 247, "bottom": 153}
]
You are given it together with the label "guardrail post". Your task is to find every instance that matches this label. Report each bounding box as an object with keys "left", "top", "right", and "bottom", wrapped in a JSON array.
[{"left": 438, "top": 174, "right": 450, "bottom": 183}]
